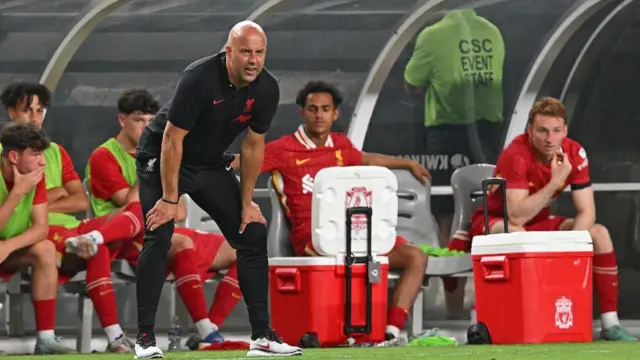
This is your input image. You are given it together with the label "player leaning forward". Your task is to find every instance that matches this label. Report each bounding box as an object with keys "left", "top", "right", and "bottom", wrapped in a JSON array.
[{"left": 470, "top": 97, "right": 636, "bottom": 341}]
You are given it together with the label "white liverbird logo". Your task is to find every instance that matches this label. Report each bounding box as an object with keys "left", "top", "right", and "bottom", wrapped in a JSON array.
[
  {"left": 345, "top": 186, "right": 372, "bottom": 242},
  {"left": 554, "top": 296, "right": 573, "bottom": 329},
  {"left": 146, "top": 158, "right": 157, "bottom": 172}
]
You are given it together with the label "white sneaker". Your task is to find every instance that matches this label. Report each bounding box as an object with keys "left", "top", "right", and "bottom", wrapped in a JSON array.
[
  {"left": 64, "top": 234, "right": 98, "bottom": 259},
  {"left": 248, "top": 329, "right": 302, "bottom": 357},
  {"left": 133, "top": 333, "right": 163, "bottom": 359}
]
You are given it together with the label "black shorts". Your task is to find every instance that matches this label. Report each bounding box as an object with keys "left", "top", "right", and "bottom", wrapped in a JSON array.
[{"left": 420, "top": 120, "right": 503, "bottom": 216}]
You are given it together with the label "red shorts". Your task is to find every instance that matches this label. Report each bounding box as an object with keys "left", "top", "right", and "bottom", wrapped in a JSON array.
[
  {"left": 119, "top": 237, "right": 143, "bottom": 265},
  {"left": 300, "top": 235, "right": 409, "bottom": 257},
  {"left": 470, "top": 213, "right": 568, "bottom": 238}
]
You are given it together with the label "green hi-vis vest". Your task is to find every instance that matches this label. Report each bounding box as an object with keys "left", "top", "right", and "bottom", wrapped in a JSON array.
[
  {"left": 86, "top": 138, "right": 136, "bottom": 218},
  {"left": 0, "top": 169, "right": 36, "bottom": 240},
  {"left": 404, "top": 9, "right": 505, "bottom": 127},
  {"left": 45, "top": 143, "right": 82, "bottom": 228}
]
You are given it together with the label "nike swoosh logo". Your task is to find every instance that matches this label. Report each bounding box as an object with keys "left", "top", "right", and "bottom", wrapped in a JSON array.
[
  {"left": 257, "top": 344, "right": 270, "bottom": 350},
  {"left": 296, "top": 158, "right": 310, "bottom": 165},
  {"left": 213, "top": 99, "right": 225, "bottom": 105}
]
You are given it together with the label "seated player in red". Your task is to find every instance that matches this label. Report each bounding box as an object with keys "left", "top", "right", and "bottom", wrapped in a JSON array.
[
  {"left": 75, "top": 89, "right": 242, "bottom": 348},
  {"left": 0, "top": 81, "right": 140, "bottom": 352},
  {"left": 0, "top": 123, "right": 73, "bottom": 354},
  {"left": 232, "top": 80, "right": 430, "bottom": 342},
  {"left": 470, "top": 97, "right": 635, "bottom": 341}
]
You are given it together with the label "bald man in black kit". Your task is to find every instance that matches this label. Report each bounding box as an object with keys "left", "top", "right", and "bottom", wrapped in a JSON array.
[{"left": 133, "top": 21, "right": 302, "bottom": 358}]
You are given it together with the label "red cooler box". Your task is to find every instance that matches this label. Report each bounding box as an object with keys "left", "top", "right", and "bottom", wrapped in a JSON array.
[
  {"left": 269, "top": 256, "right": 389, "bottom": 347},
  {"left": 471, "top": 230, "right": 594, "bottom": 344}
]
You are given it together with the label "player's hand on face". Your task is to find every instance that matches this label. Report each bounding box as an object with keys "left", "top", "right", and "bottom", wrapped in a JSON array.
[
  {"left": 11, "top": 165, "right": 44, "bottom": 197},
  {"left": 239, "top": 201, "right": 267, "bottom": 234},
  {"left": 550, "top": 150, "right": 572, "bottom": 186},
  {"left": 409, "top": 162, "right": 431, "bottom": 183},
  {"left": 146, "top": 199, "right": 178, "bottom": 231}
]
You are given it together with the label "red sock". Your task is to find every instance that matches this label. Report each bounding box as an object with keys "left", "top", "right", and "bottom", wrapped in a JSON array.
[
  {"left": 33, "top": 299, "right": 56, "bottom": 331},
  {"left": 97, "top": 202, "right": 143, "bottom": 243},
  {"left": 209, "top": 264, "right": 242, "bottom": 327},
  {"left": 594, "top": 252, "right": 618, "bottom": 313},
  {"left": 448, "top": 230, "right": 471, "bottom": 252},
  {"left": 172, "top": 249, "right": 209, "bottom": 322},
  {"left": 388, "top": 306, "right": 408, "bottom": 330},
  {"left": 86, "top": 245, "right": 119, "bottom": 327}
]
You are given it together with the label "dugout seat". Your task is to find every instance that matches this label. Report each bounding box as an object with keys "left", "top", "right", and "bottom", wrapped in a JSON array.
[
  {"left": 450, "top": 164, "right": 497, "bottom": 241},
  {"left": 394, "top": 170, "right": 472, "bottom": 276},
  {"left": 266, "top": 180, "right": 296, "bottom": 257}
]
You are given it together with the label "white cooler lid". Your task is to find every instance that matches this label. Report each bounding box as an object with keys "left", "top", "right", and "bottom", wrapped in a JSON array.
[
  {"left": 471, "top": 231, "right": 593, "bottom": 255},
  {"left": 311, "top": 166, "right": 398, "bottom": 256},
  {"left": 269, "top": 256, "right": 389, "bottom": 267}
]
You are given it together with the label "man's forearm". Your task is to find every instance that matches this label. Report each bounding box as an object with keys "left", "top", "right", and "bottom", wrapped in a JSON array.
[
  {"left": 365, "top": 153, "right": 413, "bottom": 169},
  {"left": 124, "top": 183, "right": 139, "bottom": 204},
  {"left": 46, "top": 187, "right": 67, "bottom": 203},
  {"left": 239, "top": 141, "right": 263, "bottom": 206},
  {"left": 160, "top": 133, "right": 183, "bottom": 202},
  {"left": 48, "top": 192, "right": 88, "bottom": 213},
  {"left": 4, "top": 224, "right": 48, "bottom": 253},
  {"left": 0, "top": 193, "right": 23, "bottom": 230},
  {"left": 571, "top": 211, "right": 595, "bottom": 231},
  {"left": 509, "top": 182, "right": 559, "bottom": 225}
]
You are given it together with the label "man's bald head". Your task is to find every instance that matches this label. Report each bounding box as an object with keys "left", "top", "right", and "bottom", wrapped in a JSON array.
[
  {"left": 227, "top": 21, "right": 266, "bottom": 45},
  {"left": 225, "top": 21, "right": 268, "bottom": 88}
]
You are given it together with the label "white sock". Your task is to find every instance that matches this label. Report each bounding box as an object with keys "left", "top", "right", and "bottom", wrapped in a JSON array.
[
  {"left": 37, "top": 330, "right": 55, "bottom": 341},
  {"left": 104, "top": 324, "right": 124, "bottom": 343},
  {"left": 88, "top": 230, "right": 104, "bottom": 245},
  {"left": 195, "top": 319, "right": 218, "bottom": 338},
  {"left": 601, "top": 311, "right": 620, "bottom": 329},
  {"left": 385, "top": 325, "right": 400, "bottom": 339}
]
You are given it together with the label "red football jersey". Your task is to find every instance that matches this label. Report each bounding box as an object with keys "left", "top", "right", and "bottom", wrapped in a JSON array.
[
  {"left": 260, "top": 126, "right": 363, "bottom": 255},
  {"left": 480, "top": 133, "right": 591, "bottom": 224}
]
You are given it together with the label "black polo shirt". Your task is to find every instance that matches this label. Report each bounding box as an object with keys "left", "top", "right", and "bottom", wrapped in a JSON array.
[{"left": 137, "top": 52, "right": 280, "bottom": 169}]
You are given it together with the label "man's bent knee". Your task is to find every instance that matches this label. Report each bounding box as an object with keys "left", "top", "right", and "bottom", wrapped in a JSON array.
[
  {"left": 27, "top": 240, "right": 58, "bottom": 267},
  {"left": 142, "top": 222, "right": 174, "bottom": 255},
  {"left": 231, "top": 223, "right": 267, "bottom": 253},
  {"left": 169, "top": 233, "right": 195, "bottom": 257},
  {"left": 389, "top": 243, "right": 428, "bottom": 273},
  {"left": 487, "top": 219, "right": 525, "bottom": 234},
  {"left": 590, "top": 223, "right": 613, "bottom": 253},
  {"left": 210, "top": 242, "right": 237, "bottom": 270}
]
